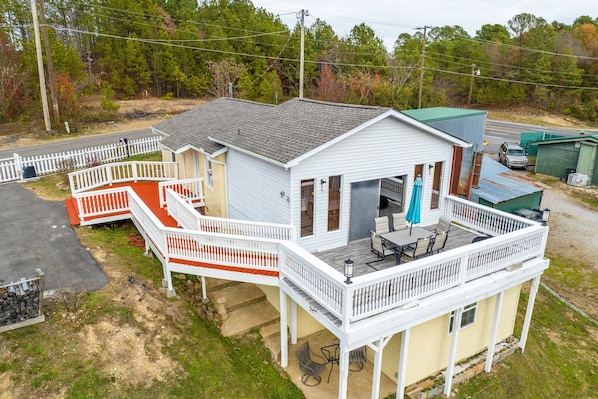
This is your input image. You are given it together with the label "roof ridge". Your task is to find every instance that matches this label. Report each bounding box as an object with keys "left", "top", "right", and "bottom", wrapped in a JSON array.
[{"left": 292, "top": 97, "right": 388, "bottom": 111}]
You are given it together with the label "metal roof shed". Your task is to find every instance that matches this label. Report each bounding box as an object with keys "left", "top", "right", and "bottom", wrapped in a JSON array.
[
  {"left": 534, "top": 134, "right": 598, "bottom": 184},
  {"left": 470, "top": 156, "right": 545, "bottom": 213}
]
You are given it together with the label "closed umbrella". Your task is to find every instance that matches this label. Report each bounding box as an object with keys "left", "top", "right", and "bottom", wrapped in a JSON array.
[{"left": 405, "top": 175, "right": 423, "bottom": 235}]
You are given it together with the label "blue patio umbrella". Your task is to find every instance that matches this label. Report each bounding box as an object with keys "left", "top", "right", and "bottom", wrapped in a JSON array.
[{"left": 405, "top": 175, "right": 423, "bottom": 235}]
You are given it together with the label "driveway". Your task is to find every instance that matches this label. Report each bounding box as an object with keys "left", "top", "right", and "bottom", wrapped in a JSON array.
[{"left": 0, "top": 182, "right": 108, "bottom": 293}]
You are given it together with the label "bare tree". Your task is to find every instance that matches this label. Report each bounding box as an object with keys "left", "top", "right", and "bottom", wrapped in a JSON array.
[{"left": 206, "top": 58, "right": 246, "bottom": 98}]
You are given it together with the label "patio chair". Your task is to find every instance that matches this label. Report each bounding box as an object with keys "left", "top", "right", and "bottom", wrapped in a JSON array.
[
  {"left": 349, "top": 346, "right": 367, "bottom": 372},
  {"left": 374, "top": 216, "right": 390, "bottom": 234},
  {"left": 428, "top": 231, "right": 448, "bottom": 254},
  {"left": 402, "top": 235, "right": 431, "bottom": 261},
  {"left": 435, "top": 216, "right": 452, "bottom": 234},
  {"left": 369, "top": 230, "right": 395, "bottom": 259},
  {"left": 392, "top": 212, "right": 407, "bottom": 231},
  {"left": 296, "top": 342, "right": 327, "bottom": 386}
]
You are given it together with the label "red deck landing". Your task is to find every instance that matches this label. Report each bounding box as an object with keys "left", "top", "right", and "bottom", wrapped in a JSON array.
[
  {"left": 64, "top": 182, "right": 278, "bottom": 278},
  {"left": 64, "top": 182, "right": 179, "bottom": 228}
]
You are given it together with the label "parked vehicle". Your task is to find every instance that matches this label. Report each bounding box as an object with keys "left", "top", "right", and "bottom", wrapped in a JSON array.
[{"left": 498, "top": 142, "right": 529, "bottom": 169}]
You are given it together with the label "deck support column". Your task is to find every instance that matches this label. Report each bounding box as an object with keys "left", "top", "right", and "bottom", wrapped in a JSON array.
[
  {"left": 201, "top": 276, "right": 207, "bottom": 299},
  {"left": 337, "top": 340, "right": 349, "bottom": 399},
  {"left": 396, "top": 329, "right": 411, "bottom": 399},
  {"left": 520, "top": 275, "right": 541, "bottom": 352},
  {"left": 371, "top": 336, "right": 390, "bottom": 399},
  {"left": 279, "top": 289, "right": 288, "bottom": 367},
  {"left": 485, "top": 291, "right": 503, "bottom": 372},
  {"left": 444, "top": 307, "right": 462, "bottom": 396},
  {"left": 164, "top": 259, "right": 176, "bottom": 297}
]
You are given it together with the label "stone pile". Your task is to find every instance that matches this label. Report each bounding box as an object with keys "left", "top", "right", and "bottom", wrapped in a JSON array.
[{"left": 0, "top": 271, "right": 44, "bottom": 327}]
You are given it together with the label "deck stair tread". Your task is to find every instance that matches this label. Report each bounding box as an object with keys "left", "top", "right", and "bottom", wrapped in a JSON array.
[
  {"left": 220, "top": 300, "right": 280, "bottom": 337},
  {"left": 206, "top": 278, "right": 243, "bottom": 293},
  {"left": 282, "top": 277, "right": 342, "bottom": 327},
  {"left": 208, "top": 282, "right": 266, "bottom": 313}
]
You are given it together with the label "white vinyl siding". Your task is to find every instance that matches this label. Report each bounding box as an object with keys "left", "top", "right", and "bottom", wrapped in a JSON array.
[
  {"left": 293, "top": 117, "right": 453, "bottom": 252},
  {"left": 226, "top": 150, "right": 290, "bottom": 224}
]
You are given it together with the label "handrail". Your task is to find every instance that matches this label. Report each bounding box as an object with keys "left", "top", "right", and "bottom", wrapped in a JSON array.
[
  {"left": 446, "top": 195, "right": 535, "bottom": 235},
  {"left": 69, "top": 161, "right": 177, "bottom": 194},
  {"left": 158, "top": 178, "right": 205, "bottom": 208},
  {"left": 165, "top": 188, "right": 296, "bottom": 242},
  {"left": 75, "top": 186, "right": 130, "bottom": 224}
]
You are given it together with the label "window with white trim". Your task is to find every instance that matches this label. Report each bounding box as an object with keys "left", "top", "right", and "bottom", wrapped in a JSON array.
[
  {"left": 448, "top": 302, "right": 477, "bottom": 334},
  {"left": 204, "top": 157, "right": 213, "bottom": 188}
]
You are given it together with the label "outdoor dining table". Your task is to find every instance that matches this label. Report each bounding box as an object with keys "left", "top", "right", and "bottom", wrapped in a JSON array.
[{"left": 380, "top": 227, "right": 432, "bottom": 265}]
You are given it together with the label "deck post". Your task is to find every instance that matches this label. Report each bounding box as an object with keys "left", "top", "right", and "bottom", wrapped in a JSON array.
[
  {"left": 337, "top": 340, "right": 349, "bottom": 399},
  {"left": 279, "top": 289, "right": 288, "bottom": 367},
  {"left": 371, "top": 336, "right": 390, "bottom": 399},
  {"left": 444, "top": 307, "right": 462, "bottom": 396},
  {"left": 396, "top": 329, "right": 410, "bottom": 399},
  {"left": 520, "top": 275, "right": 541, "bottom": 352},
  {"left": 485, "top": 291, "right": 503, "bottom": 372}
]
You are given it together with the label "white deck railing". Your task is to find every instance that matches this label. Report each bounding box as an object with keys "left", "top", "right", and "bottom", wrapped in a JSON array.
[
  {"left": 75, "top": 186, "right": 130, "bottom": 225},
  {"left": 446, "top": 195, "right": 535, "bottom": 235},
  {"left": 158, "top": 178, "right": 205, "bottom": 208},
  {"left": 277, "top": 195, "right": 548, "bottom": 327},
  {"left": 72, "top": 187, "right": 548, "bottom": 330},
  {"left": 69, "top": 161, "right": 177, "bottom": 193},
  {"left": 165, "top": 188, "right": 296, "bottom": 242},
  {"left": 0, "top": 136, "right": 162, "bottom": 183}
]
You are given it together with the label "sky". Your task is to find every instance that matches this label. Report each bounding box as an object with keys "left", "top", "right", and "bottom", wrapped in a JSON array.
[{"left": 251, "top": 0, "right": 598, "bottom": 50}]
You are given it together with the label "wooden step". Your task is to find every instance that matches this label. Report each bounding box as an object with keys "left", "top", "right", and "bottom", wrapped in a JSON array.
[{"left": 220, "top": 300, "right": 279, "bottom": 337}]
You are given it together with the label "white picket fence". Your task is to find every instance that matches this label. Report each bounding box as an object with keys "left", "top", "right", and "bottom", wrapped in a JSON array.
[{"left": 0, "top": 136, "right": 162, "bottom": 183}]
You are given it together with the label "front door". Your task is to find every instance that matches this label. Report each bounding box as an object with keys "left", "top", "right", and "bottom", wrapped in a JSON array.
[{"left": 349, "top": 179, "right": 379, "bottom": 241}]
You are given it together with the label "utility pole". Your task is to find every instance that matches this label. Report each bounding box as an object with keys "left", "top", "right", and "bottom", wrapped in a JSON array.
[
  {"left": 298, "top": 9, "right": 308, "bottom": 99},
  {"left": 416, "top": 25, "right": 431, "bottom": 109},
  {"left": 39, "top": 0, "right": 60, "bottom": 124},
  {"left": 467, "top": 64, "right": 479, "bottom": 107},
  {"left": 30, "top": 0, "right": 51, "bottom": 131}
]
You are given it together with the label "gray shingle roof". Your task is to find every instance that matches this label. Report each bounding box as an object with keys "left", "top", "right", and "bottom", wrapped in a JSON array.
[{"left": 154, "top": 97, "right": 390, "bottom": 164}]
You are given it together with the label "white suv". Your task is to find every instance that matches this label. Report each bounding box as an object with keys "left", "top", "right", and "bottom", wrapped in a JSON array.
[{"left": 498, "top": 142, "right": 529, "bottom": 169}]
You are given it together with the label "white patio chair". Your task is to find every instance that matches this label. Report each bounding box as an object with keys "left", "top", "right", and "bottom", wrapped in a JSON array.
[
  {"left": 392, "top": 212, "right": 406, "bottom": 231},
  {"left": 428, "top": 231, "right": 448, "bottom": 254},
  {"left": 374, "top": 216, "right": 390, "bottom": 234},
  {"left": 402, "top": 235, "right": 431, "bottom": 261},
  {"left": 369, "top": 230, "right": 395, "bottom": 259},
  {"left": 435, "top": 216, "right": 452, "bottom": 234}
]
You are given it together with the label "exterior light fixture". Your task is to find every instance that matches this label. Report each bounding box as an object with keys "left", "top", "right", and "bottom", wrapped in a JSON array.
[{"left": 344, "top": 258, "right": 354, "bottom": 284}]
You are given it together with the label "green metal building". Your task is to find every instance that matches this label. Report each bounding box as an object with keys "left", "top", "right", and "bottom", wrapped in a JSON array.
[{"left": 534, "top": 134, "right": 598, "bottom": 184}]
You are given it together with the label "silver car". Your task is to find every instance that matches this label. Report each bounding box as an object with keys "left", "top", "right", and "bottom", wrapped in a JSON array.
[{"left": 498, "top": 142, "right": 529, "bottom": 169}]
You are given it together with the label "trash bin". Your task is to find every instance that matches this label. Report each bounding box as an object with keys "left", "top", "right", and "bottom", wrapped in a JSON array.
[
  {"left": 22, "top": 165, "right": 37, "bottom": 179},
  {"left": 566, "top": 168, "right": 576, "bottom": 179}
]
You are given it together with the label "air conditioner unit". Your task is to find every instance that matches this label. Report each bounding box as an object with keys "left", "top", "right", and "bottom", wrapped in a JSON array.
[{"left": 566, "top": 173, "right": 589, "bottom": 187}]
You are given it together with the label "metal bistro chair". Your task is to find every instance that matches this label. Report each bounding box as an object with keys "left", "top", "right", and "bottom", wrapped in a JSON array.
[
  {"left": 296, "top": 342, "right": 327, "bottom": 386},
  {"left": 401, "top": 235, "right": 431, "bottom": 261},
  {"left": 435, "top": 216, "right": 452, "bottom": 234},
  {"left": 349, "top": 346, "right": 367, "bottom": 372},
  {"left": 374, "top": 216, "right": 390, "bottom": 235}
]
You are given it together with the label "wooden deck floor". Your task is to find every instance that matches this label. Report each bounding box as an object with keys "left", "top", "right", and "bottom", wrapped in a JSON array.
[{"left": 313, "top": 224, "right": 483, "bottom": 277}]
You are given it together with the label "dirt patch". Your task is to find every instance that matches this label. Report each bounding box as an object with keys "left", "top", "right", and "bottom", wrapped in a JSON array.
[
  {"left": 485, "top": 105, "right": 595, "bottom": 130},
  {"left": 0, "top": 97, "right": 206, "bottom": 149}
]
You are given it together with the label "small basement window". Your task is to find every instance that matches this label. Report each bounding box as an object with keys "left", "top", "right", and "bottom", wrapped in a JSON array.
[{"left": 448, "top": 302, "right": 477, "bottom": 334}]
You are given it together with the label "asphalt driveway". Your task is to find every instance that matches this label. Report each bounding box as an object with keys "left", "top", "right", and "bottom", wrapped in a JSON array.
[{"left": 0, "top": 182, "right": 108, "bottom": 293}]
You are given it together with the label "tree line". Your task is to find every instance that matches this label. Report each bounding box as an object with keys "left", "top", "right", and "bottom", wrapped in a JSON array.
[{"left": 1, "top": 0, "right": 597, "bottom": 129}]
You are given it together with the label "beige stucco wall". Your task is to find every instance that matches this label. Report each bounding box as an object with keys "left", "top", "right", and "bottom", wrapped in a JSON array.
[
  {"left": 382, "top": 285, "right": 522, "bottom": 385},
  {"left": 163, "top": 148, "right": 228, "bottom": 217},
  {"left": 259, "top": 285, "right": 325, "bottom": 337}
]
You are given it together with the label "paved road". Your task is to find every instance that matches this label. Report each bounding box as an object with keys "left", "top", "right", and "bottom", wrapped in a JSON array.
[
  {"left": 483, "top": 120, "right": 595, "bottom": 155},
  {"left": 0, "top": 180, "right": 109, "bottom": 294},
  {"left": 0, "top": 128, "right": 157, "bottom": 159}
]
